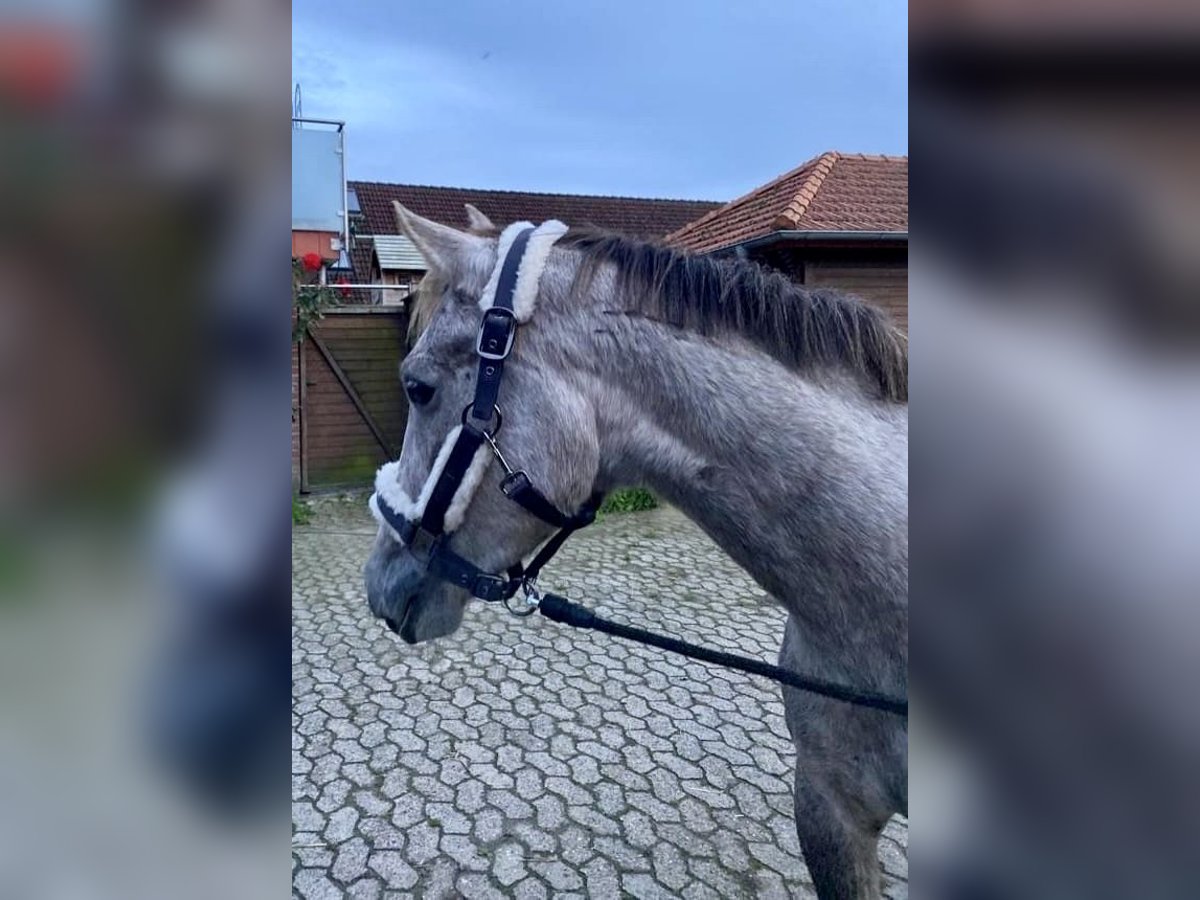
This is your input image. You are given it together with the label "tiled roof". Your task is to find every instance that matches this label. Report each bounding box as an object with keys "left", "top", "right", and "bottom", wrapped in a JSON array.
[
  {"left": 667, "top": 153, "right": 908, "bottom": 254},
  {"left": 350, "top": 241, "right": 376, "bottom": 285},
  {"left": 350, "top": 181, "right": 720, "bottom": 243}
]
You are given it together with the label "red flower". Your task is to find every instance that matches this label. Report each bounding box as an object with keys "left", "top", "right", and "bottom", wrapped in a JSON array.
[
  {"left": 336, "top": 276, "right": 351, "bottom": 300},
  {"left": 300, "top": 252, "right": 323, "bottom": 273}
]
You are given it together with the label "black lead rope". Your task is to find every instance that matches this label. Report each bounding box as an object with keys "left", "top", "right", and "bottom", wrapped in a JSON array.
[{"left": 536, "top": 592, "right": 909, "bottom": 717}]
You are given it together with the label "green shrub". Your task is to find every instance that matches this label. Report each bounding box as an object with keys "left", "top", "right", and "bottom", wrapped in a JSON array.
[
  {"left": 292, "top": 493, "right": 313, "bottom": 526},
  {"left": 598, "top": 488, "right": 658, "bottom": 516}
]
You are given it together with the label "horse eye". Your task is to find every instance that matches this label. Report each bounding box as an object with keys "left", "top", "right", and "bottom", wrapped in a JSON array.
[{"left": 404, "top": 377, "right": 435, "bottom": 407}]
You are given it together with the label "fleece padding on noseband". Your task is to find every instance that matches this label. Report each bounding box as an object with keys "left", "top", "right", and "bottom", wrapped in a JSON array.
[
  {"left": 478, "top": 219, "right": 568, "bottom": 322},
  {"left": 368, "top": 426, "right": 491, "bottom": 542},
  {"left": 369, "top": 461, "right": 415, "bottom": 542}
]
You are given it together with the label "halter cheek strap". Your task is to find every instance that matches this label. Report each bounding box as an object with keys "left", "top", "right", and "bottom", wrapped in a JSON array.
[{"left": 368, "top": 220, "right": 602, "bottom": 605}]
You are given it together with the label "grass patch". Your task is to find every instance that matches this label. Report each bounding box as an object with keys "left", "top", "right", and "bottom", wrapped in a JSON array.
[
  {"left": 292, "top": 493, "right": 313, "bottom": 526},
  {"left": 0, "top": 531, "right": 34, "bottom": 603},
  {"left": 598, "top": 488, "right": 658, "bottom": 516}
]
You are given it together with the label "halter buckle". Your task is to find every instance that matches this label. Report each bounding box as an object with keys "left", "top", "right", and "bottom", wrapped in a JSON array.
[
  {"left": 477, "top": 307, "right": 517, "bottom": 361},
  {"left": 471, "top": 572, "right": 514, "bottom": 603},
  {"left": 499, "top": 470, "right": 531, "bottom": 498}
]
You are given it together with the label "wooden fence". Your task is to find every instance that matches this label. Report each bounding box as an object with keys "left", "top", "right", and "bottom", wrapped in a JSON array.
[{"left": 294, "top": 308, "right": 408, "bottom": 491}]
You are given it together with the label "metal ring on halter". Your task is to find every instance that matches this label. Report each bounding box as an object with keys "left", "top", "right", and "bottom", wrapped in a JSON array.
[
  {"left": 462, "top": 403, "right": 502, "bottom": 436},
  {"left": 503, "top": 593, "right": 538, "bottom": 617},
  {"left": 503, "top": 579, "right": 541, "bottom": 617}
]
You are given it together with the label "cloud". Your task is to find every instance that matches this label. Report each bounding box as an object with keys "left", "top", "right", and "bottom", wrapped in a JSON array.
[{"left": 291, "top": 1, "right": 907, "bottom": 198}]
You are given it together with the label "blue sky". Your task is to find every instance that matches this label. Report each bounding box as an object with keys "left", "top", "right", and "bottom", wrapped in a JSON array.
[{"left": 292, "top": 1, "right": 906, "bottom": 202}]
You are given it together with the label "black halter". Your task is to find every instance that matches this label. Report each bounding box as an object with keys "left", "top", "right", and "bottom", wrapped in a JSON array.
[{"left": 373, "top": 228, "right": 602, "bottom": 612}]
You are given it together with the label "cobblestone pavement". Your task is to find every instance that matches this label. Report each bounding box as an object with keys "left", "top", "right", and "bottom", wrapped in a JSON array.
[{"left": 293, "top": 494, "right": 908, "bottom": 899}]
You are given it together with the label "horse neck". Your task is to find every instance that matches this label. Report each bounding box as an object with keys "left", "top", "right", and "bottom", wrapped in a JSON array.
[{"left": 574, "top": 310, "right": 908, "bottom": 662}]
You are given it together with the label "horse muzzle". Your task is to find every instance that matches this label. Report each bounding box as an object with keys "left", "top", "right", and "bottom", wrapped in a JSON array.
[{"left": 364, "top": 542, "right": 424, "bottom": 625}]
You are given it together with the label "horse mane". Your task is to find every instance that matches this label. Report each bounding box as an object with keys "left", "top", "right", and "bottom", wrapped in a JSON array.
[
  {"left": 407, "top": 227, "right": 908, "bottom": 403},
  {"left": 407, "top": 271, "right": 447, "bottom": 345},
  {"left": 562, "top": 229, "right": 908, "bottom": 403}
]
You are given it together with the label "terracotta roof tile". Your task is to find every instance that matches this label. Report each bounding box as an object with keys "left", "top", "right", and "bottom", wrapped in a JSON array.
[
  {"left": 667, "top": 152, "right": 908, "bottom": 253},
  {"left": 349, "top": 181, "right": 721, "bottom": 245}
]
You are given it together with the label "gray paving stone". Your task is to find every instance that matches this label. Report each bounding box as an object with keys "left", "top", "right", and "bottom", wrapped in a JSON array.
[
  {"left": 353, "top": 790, "right": 391, "bottom": 817},
  {"left": 293, "top": 801, "right": 324, "bottom": 833},
  {"left": 294, "top": 846, "right": 335, "bottom": 869},
  {"left": 358, "top": 817, "right": 405, "bottom": 850},
  {"left": 512, "top": 878, "right": 548, "bottom": 900},
  {"left": 557, "top": 825, "right": 594, "bottom": 866},
  {"left": 621, "top": 809, "right": 657, "bottom": 850},
  {"left": 294, "top": 868, "right": 342, "bottom": 900},
  {"left": 323, "top": 806, "right": 358, "bottom": 844},
  {"left": 293, "top": 496, "right": 906, "bottom": 898},
  {"left": 473, "top": 807, "right": 505, "bottom": 844},
  {"left": 487, "top": 788, "right": 534, "bottom": 820},
  {"left": 582, "top": 856, "right": 620, "bottom": 900},
  {"left": 529, "top": 859, "right": 584, "bottom": 892},
  {"left": 651, "top": 841, "right": 689, "bottom": 891},
  {"left": 441, "top": 834, "right": 491, "bottom": 872},
  {"left": 593, "top": 836, "right": 652, "bottom": 873},
  {"left": 345, "top": 877, "right": 382, "bottom": 900},
  {"left": 622, "top": 871, "right": 676, "bottom": 899},
  {"left": 492, "top": 841, "right": 528, "bottom": 887},
  {"left": 420, "top": 857, "right": 459, "bottom": 899},
  {"left": 880, "top": 833, "right": 909, "bottom": 878},
  {"left": 566, "top": 804, "right": 620, "bottom": 837},
  {"left": 533, "top": 795, "right": 565, "bottom": 831},
  {"left": 404, "top": 822, "right": 440, "bottom": 866},
  {"left": 367, "top": 850, "right": 418, "bottom": 890},
  {"left": 332, "top": 837, "right": 369, "bottom": 884},
  {"left": 509, "top": 821, "right": 557, "bottom": 855}
]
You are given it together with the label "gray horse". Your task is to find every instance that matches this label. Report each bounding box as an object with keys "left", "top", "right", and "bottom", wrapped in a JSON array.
[{"left": 364, "top": 204, "right": 908, "bottom": 900}]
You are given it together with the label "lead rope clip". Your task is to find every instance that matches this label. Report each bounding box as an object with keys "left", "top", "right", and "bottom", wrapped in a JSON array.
[{"left": 483, "top": 431, "right": 515, "bottom": 477}]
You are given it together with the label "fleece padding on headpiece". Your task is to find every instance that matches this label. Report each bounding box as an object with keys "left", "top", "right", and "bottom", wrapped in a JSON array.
[{"left": 478, "top": 219, "right": 568, "bottom": 322}]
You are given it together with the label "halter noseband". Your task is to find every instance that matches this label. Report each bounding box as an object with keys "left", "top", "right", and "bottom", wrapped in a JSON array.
[{"left": 369, "top": 221, "right": 602, "bottom": 614}]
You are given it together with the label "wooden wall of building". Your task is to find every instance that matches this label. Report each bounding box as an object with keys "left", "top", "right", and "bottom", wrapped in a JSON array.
[
  {"left": 754, "top": 243, "right": 909, "bottom": 332},
  {"left": 805, "top": 261, "right": 908, "bottom": 332}
]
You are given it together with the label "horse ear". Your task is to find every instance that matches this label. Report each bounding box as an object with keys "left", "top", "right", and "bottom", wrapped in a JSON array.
[
  {"left": 463, "top": 203, "right": 497, "bottom": 235},
  {"left": 393, "top": 202, "right": 485, "bottom": 275}
]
